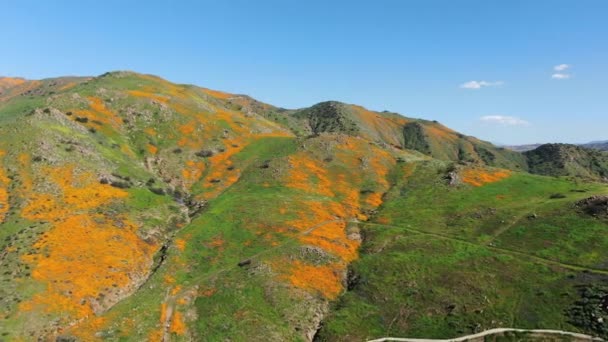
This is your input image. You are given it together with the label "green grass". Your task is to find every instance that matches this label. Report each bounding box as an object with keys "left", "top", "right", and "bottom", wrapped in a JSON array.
[{"left": 316, "top": 160, "right": 608, "bottom": 341}]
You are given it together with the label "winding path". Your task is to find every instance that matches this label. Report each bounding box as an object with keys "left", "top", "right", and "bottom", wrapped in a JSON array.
[
  {"left": 358, "top": 221, "right": 608, "bottom": 276},
  {"left": 367, "top": 328, "right": 604, "bottom": 341}
]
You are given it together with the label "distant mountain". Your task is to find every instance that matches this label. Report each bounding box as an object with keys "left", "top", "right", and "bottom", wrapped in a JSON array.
[
  {"left": 503, "top": 143, "right": 543, "bottom": 152},
  {"left": 582, "top": 140, "right": 608, "bottom": 151},
  {"left": 524, "top": 143, "right": 608, "bottom": 181},
  {"left": 506, "top": 140, "right": 608, "bottom": 153}
]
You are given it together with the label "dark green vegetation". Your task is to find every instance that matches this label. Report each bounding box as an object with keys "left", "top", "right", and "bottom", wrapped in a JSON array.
[
  {"left": 0, "top": 73, "right": 607, "bottom": 341},
  {"left": 524, "top": 144, "right": 608, "bottom": 181}
]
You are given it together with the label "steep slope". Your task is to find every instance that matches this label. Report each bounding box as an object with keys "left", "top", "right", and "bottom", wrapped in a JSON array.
[
  {"left": 0, "top": 71, "right": 417, "bottom": 341},
  {"left": 289, "top": 101, "right": 527, "bottom": 170},
  {"left": 524, "top": 144, "right": 608, "bottom": 181}
]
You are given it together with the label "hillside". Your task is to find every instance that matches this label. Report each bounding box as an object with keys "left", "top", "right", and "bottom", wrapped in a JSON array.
[
  {"left": 284, "top": 101, "right": 527, "bottom": 170},
  {"left": 0, "top": 72, "right": 607, "bottom": 341},
  {"left": 524, "top": 143, "right": 608, "bottom": 181}
]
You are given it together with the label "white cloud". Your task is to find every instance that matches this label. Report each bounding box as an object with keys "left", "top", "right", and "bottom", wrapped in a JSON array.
[
  {"left": 460, "top": 80, "right": 504, "bottom": 89},
  {"left": 480, "top": 115, "right": 530, "bottom": 126},
  {"left": 551, "top": 73, "right": 571, "bottom": 79},
  {"left": 551, "top": 64, "right": 572, "bottom": 79}
]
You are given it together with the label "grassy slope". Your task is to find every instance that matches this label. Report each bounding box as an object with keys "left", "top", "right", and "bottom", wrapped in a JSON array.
[
  {"left": 317, "top": 160, "right": 608, "bottom": 340},
  {"left": 0, "top": 73, "right": 419, "bottom": 341}
]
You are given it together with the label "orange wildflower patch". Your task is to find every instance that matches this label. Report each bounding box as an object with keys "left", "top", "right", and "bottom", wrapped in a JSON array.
[
  {"left": 291, "top": 201, "right": 359, "bottom": 262},
  {"left": 200, "top": 288, "right": 217, "bottom": 297},
  {"left": 202, "top": 88, "right": 233, "bottom": 100},
  {"left": 285, "top": 154, "right": 334, "bottom": 197},
  {"left": 0, "top": 76, "right": 26, "bottom": 89},
  {"left": 0, "top": 150, "right": 9, "bottom": 222},
  {"left": 171, "top": 286, "right": 182, "bottom": 296},
  {"left": 127, "top": 89, "right": 169, "bottom": 104},
  {"left": 68, "top": 315, "right": 107, "bottom": 342},
  {"left": 170, "top": 310, "right": 186, "bottom": 335},
  {"left": 58, "top": 82, "right": 77, "bottom": 91},
  {"left": 209, "top": 237, "right": 225, "bottom": 248},
  {"left": 147, "top": 144, "right": 158, "bottom": 155},
  {"left": 120, "top": 144, "right": 136, "bottom": 158},
  {"left": 353, "top": 106, "right": 410, "bottom": 146},
  {"left": 178, "top": 122, "right": 196, "bottom": 135},
  {"left": 164, "top": 275, "right": 176, "bottom": 284},
  {"left": 426, "top": 124, "right": 459, "bottom": 142},
  {"left": 181, "top": 160, "right": 205, "bottom": 187},
  {"left": 72, "top": 97, "right": 122, "bottom": 130},
  {"left": 200, "top": 139, "right": 246, "bottom": 199},
  {"left": 376, "top": 216, "right": 391, "bottom": 224},
  {"left": 148, "top": 329, "right": 164, "bottom": 342},
  {"left": 143, "top": 127, "right": 157, "bottom": 136},
  {"left": 138, "top": 75, "right": 189, "bottom": 100},
  {"left": 461, "top": 168, "right": 511, "bottom": 187},
  {"left": 22, "top": 166, "right": 128, "bottom": 220},
  {"left": 160, "top": 303, "right": 168, "bottom": 324},
  {"left": 20, "top": 214, "right": 155, "bottom": 317},
  {"left": 286, "top": 261, "right": 342, "bottom": 299},
  {"left": 19, "top": 165, "right": 155, "bottom": 319},
  {"left": 175, "top": 238, "right": 186, "bottom": 251}
]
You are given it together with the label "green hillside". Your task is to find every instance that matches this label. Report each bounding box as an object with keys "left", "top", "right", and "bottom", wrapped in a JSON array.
[
  {"left": 524, "top": 143, "right": 608, "bottom": 181},
  {"left": 0, "top": 72, "right": 606, "bottom": 341}
]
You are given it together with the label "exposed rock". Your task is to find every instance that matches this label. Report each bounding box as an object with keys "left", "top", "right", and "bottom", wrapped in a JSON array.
[{"left": 575, "top": 195, "right": 608, "bottom": 219}]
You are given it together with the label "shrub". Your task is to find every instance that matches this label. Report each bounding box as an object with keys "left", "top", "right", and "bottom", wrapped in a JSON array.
[
  {"left": 148, "top": 187, "right": 166, "bottom": 195},
  {"left": 195, "top": 149, "right": 214, "bottom": 158}
]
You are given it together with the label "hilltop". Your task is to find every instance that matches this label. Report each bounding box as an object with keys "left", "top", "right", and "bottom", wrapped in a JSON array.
[
  {"left": 0, "top": 71, "right": 607, "bottom": 341},
  {"left": 524, "top": 144, "right": 608, "bottom": 181}
]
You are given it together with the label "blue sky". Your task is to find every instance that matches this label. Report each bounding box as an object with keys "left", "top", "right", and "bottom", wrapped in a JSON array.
[{"left": 2, "top": 0, "right": 607, "bottom": 144}]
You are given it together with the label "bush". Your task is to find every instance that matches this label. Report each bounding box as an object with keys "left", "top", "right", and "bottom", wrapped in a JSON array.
[
  {"left": 195, "top": 149, "right": 214, "bottom": 158},
  {"left": 148, "top": 187, "right": 166, "bottom": 195}
]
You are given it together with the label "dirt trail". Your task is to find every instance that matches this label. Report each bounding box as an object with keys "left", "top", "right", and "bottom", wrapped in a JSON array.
[
  {"left": 358, "top": 221, "right": 608, "bottom": 276},
  {"left": 367, "top": 328, "right": 604, "bottom": 342}
]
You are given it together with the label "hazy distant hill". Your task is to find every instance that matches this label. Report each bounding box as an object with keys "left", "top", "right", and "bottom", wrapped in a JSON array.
[
  {"left": 582, "top": 140, "right": 608, "bottom": 151},
  {"left": 524, "top": 143, "right": 608, "bottom": 181}
]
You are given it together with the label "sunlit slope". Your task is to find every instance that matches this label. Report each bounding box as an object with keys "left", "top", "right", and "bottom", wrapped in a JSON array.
[
  {"left": 0, "top": 72, "right": 417, "bottom": 340},
  {"left": 0, "top": 71, "right": 606, "bottom": 341},
  {"left": 317, "top": 161, "right": 608, "bottom": 341},
  {"left": 288, "top": 101, "right": 527, "bottom": 170}
]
